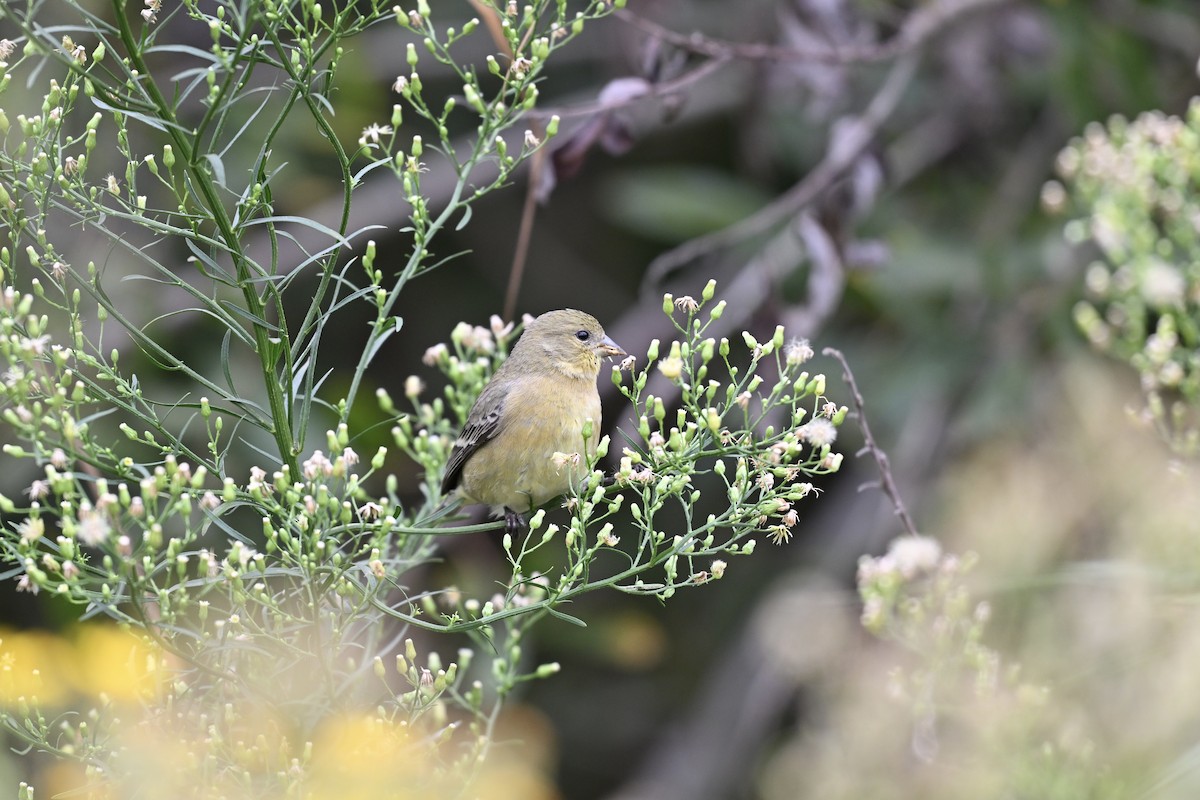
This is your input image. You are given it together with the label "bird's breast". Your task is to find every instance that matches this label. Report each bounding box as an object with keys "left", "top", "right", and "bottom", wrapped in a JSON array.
[{"left": 461, "top": 375, "right": 602, "bottom": 512}]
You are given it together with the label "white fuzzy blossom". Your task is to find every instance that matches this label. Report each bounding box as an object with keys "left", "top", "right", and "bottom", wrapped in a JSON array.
[
  {"left": 797, "top": 418, "right": 838, "bottom": 448},
  {"left": 76, "top": 507, "right": 111, "bottom": 546}
]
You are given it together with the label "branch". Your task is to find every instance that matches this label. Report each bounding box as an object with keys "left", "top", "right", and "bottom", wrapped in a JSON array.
[
  {"left": 642, "top": 53, "right": 919, "bottom": 291},
  {"left": 464, "top": 0, "right": 548, "bottom": 321},
  {"left": 529, "top": 58, "right": 727, "bottom": 120},
  {"left": 616, "top": 0, "right": 1011, "bottom": 65},
  {"left": 822, "top": 347, "right": 919, "bottom": 537}
]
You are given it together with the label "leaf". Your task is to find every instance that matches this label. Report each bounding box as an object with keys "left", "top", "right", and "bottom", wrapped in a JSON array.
[
  {"left": 241, "top": 215, "right": 355, "bottom": 249},
  {"left": 456, "top": 203, "right": 473, "bottom": 231},
  {"left": 204, "top": 153, "right": 227, "bottom": 188},
  {"left": 218, "top": 299, "right": 281, "bottom": 333},
  {"left": 544, "top": 605, "right": 588, "bottom": 627}
]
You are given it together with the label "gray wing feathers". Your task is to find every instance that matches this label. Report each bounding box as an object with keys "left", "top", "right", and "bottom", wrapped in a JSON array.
[{"left": 440, "top": 387, "right": 507, "bottom": 496}]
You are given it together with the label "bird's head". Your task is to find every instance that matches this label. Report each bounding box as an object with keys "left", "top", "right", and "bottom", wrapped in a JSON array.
[{"left": 517, "top": 308, "right": 625, "bottom": 380}]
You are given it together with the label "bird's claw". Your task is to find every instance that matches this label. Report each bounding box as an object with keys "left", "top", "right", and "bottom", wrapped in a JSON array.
[{"left": 504, "top": 508, "right": 526, "bottom": 537}]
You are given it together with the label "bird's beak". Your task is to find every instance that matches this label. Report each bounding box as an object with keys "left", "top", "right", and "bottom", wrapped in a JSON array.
[{"left": 596, "top": 334, "right": 626, "bottom": 359}]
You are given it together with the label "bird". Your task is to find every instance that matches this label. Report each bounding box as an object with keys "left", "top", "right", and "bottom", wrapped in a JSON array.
[{"left": 440, "top": 309, "right": 626, "bottom": 536}]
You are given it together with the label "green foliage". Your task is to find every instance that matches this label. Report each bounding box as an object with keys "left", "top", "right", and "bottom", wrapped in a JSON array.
[{"left": 0, "top": 1, "right": 847, "bottom": 795}]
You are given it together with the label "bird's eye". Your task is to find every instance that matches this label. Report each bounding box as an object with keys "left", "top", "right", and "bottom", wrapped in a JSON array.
[{"left": 575, "top": 330, "right": 590, "bottom": 341}]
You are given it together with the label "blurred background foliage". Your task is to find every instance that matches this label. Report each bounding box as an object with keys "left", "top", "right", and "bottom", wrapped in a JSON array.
[{"left": 3, "top": 0, "right": 1200, "bottom": 797}]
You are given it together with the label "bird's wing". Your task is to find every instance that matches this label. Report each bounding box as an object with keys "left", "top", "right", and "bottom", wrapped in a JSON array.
[{"left": 440, "top": 382, "right": 509, "bottom": 496}]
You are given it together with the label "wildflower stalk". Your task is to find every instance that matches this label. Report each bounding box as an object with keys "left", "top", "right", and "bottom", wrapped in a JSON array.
[{"left": 0, "top": 2, "right": 848, "bottom": 796}]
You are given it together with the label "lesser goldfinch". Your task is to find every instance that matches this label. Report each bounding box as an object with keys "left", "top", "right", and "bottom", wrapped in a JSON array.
[{"left": 440, "top": 309, "right": 626, "bottom": 534}]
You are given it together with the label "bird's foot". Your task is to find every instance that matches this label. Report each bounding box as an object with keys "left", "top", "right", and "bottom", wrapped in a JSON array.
[{"left": 503, "top": 508, "right": 526, "bottom": 537}]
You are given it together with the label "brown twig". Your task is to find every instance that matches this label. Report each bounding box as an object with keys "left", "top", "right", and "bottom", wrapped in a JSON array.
[
  {"left": 641, "top": 52, "right": 919, "bottom": 292},
  {"left": 467, "top": 0, "right": 547, "bottom": 320},
  {"left": 616, "top": 0, "right": 1009, "bottom": 65},
  {"left": 822, "top": 347, "right": 919, "bottom": 537},
  {"left": 503, "top": 145, "right": 545, "bottom": 320}
]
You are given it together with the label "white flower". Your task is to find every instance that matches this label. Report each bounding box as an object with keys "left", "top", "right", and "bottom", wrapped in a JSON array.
[
  {"left": 404, "top": 375, "right": 424, "bottom": 398},
  {"left": 1140, "top": 259, "right": 1186, "bottom": 309},
  {"left": 302, "top": 450, "right": 333, "bottom": 479},
  {"left": 597, "top": 525, "right": 619, "bottom": 547},
  {"left": 489, "top": 315, "right": 514, "bottom": 339},
  {"left": 797, "top": 418, "right": 838, "bottom": 448},
  {"left": 17, "top": 517, "right": 45, "bottom": 543},
  {"left": 77, "top": 508, "right": 111, "bottom": 546},
  {"left": 451, "top": 322, "right": 496, "bottom": 353},
  {"left": 141, "top": 0, "right": 162, "bottom": 23},
  {"left": 674, "top": 295, "right": 699, "bottom": 313},
  {"left": 657, "top": 356, "right": 683, "bottom": 380},
  {"left": 358, "top": 123, "right": 394, "bottom": 147},
  {"left": 0, "top": 39, "right": 15, "bottom": 60},
  {"left": 422, "top": 343, "right": 448, "bottom": 365},
  {"left": 551, "top": 451, "right": 581, "bottom": 471},
  {"left": 784, "top": 338, "right": 814, "bottom": 366},
  {"left": 881, "top": 535, "right": 942, "bottom": 579},
  {"left": 19, "top": 336, "right": 50, "bottom": 357},
  {"left": 229, "top": 541, "right": 257, "bottom": 569}
]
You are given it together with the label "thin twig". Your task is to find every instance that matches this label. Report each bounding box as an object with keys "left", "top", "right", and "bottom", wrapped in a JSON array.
[
  {"left": 467, "top": 0, "right": 546, "bottom": 319},
  {"left": 822, "top": 347, "right": 919, "bottom": 537},
  {"left": 503, "top": 145, "right": 545, "bottom": 321},
  {"left": 529, "top": 57, "right": 728, "bottom": 120},
  {"left": 642, "top": 53, "right": 919, "bottom": 292},
  {"left": 616, "top": 0, "right": 1009, "bottom": 65}
]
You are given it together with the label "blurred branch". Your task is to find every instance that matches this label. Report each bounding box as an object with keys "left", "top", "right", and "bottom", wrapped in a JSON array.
[
  {"left": 465, "top": 0, "right": 546, "bottom": 320},
  {"left": 823, "top": 347, "right": 919, "bottom": 537},
  {"left": 1097, "top": 0, "right": 1200, "bottom": 59},
  {"left": 616, "top": 0, "right": 1010, "bottom": 64},
  {"left": 529, "top": 58, "right": 728, "bottom": 120},
  {"left": 642, "top": 53, "right": 919, "bottom": 292},
  {"left": 781, "top": 214, "right": 846, "bottom": 338},
  {"left": 978, "top": 104, "right": 1070, "bottom": 243}
]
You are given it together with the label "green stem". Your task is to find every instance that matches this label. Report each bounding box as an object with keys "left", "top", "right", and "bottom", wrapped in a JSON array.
[{"left": 112, "top": 0, "right": 299, "bottom": 473}]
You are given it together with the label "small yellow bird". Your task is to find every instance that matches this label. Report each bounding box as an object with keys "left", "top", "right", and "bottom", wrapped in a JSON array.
[{"left": 440, "top": 309, "right": 626, "bottom": 534}]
